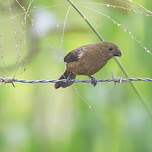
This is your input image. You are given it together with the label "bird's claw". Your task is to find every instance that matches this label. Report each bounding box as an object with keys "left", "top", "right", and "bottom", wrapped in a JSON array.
[
  {"left": 66, "top": 77, "right": 71, "bottom": 85},
  {"left": 66, "top": 73, "right": 73, "bottom": 86},
  {"left": 90, "top": 77, "right": 97, "bottom": 87}
]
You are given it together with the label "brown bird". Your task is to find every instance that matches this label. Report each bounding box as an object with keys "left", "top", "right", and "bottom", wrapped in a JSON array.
[{"left": 54, "top": 41, "right": 122, "bottom": 89}]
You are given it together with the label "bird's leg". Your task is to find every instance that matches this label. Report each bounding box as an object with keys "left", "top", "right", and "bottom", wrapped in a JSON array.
[
  {"left": 66, "top": 72, "right": 73, "bottom": 85},
  {"left": 89, "top": 76, "right": 97, "bottom": 87},
  {"left": 61, "top": 71, "right": 71, "bottom": 86}
]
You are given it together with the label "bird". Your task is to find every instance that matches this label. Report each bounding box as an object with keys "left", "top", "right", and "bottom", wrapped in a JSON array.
[{"left": 54, "top": 41, "right": 122, "bottom": 89}]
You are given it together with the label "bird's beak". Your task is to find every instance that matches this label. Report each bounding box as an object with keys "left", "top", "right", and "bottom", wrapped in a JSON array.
[{"left": 114, "top": 49, "right": 122, "bottom": 57}]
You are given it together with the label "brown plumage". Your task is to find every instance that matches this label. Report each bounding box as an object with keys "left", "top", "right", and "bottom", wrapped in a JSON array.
[{"left": 54, "top": 41, "right": 122, "bottom": 89}]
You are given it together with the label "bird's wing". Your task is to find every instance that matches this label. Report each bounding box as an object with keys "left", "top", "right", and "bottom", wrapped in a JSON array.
[{"left": 64, "top": 48, "right": 81, "bottom": 63}]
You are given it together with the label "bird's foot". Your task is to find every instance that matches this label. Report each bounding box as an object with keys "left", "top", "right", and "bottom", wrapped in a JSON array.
[
  {"left": 90, "top": 76, "right": 97, "bottom": 87},
  {"left": 66, "top": 73, "right": 73, "bottom": 86}
]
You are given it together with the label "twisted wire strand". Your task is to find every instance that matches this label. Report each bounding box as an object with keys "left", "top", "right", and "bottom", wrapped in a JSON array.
[{"left": 0, "top": 77, "right": 152, "bottom": 85}]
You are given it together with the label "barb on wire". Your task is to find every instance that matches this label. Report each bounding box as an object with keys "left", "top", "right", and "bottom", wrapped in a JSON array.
[{"left": 0, "top": 77, "right": 152, "bottom": 85}]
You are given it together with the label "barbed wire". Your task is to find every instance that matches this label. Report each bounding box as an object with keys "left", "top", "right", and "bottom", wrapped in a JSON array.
[{"left": 0, "top": 77, "right": 152, "bottom": 88}]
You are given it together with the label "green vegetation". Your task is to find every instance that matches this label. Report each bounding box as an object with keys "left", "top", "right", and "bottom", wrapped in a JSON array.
[{"left": 0, "top": 0, "right": 152, "bottom": 152}]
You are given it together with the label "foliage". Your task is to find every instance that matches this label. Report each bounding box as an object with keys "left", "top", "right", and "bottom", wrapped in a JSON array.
[{"left": 0, "top": 0, "right": 152, "bottom": 152}]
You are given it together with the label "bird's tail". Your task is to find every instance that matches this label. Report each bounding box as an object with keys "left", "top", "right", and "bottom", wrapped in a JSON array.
[{"left": 54, "top": 70, "right": 76, "bottom": 89}]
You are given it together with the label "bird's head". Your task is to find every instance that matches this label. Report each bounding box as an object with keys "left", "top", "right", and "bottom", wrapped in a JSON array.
[{"left": 98, "top": 41, "right": 122, "bottom": 60}]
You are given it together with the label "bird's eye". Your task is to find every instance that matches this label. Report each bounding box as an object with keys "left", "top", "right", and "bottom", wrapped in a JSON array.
[{"left": 109, "top": 48, "right": 113, "bottom": 51}]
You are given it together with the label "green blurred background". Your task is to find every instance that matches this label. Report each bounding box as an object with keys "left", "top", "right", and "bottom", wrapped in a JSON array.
[{"left": 0, "top": 0, "right": 152, "bottom": 152}]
